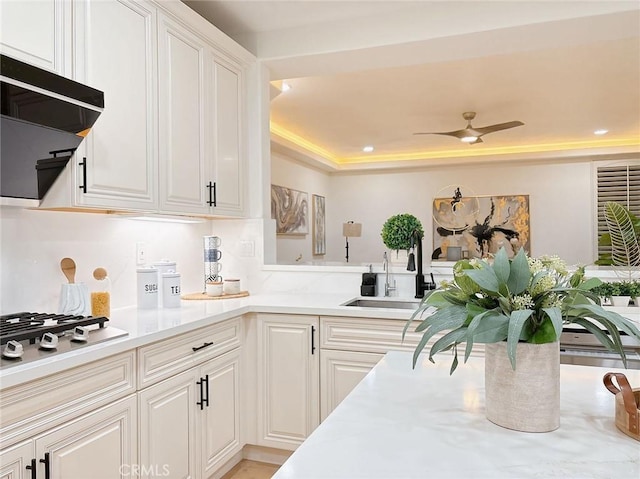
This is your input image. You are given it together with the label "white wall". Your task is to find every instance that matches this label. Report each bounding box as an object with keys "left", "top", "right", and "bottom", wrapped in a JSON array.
[
  {"left": 272, "top": 154, "right": 606, "bottom": 266},
  {"left": 270, "top": 151, "right": 331, "bottom": 264}
]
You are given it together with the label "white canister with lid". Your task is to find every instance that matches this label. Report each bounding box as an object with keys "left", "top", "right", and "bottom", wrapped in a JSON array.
[
  {"left": 152, "top": 260, "right": 177, "bottom": 307},
  {"left": 162, "top": 272, "right": 181, "bottom": 308},
  {"left": 137, "top": 267, "right": 159, "bottom": 309}
]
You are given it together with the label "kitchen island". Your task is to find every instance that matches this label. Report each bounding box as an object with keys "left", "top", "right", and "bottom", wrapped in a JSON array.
[{"left": 273, "top": 350, "right": 640, "bottom": 479}]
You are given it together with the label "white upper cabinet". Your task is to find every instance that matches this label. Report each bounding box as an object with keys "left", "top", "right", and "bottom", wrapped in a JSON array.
[
  {"left": 157, "top": 12, "right": 247, "bottom": 217},
  {"left": 0, "top": 0, "right": 71, "bottom": 75},
  {"left": 210, "top": 57, "right": 245, "bottom": 216},
  {"left": 72, "top": 0, "right": 158, "bottom": 211},
  {"left": 40, "top": 0, "right": 159, "bottom": 211},
  {"left": 157, "top": 13, "right": 209, "bottom": 215}
]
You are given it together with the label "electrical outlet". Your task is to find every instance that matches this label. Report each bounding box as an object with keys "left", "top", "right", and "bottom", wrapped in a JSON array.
[
  {"left": 136, "top": 242, "right": 146, "bottom": 265},
  {"left": 239, "top": 240, "right": 255, "bottom": 257}
]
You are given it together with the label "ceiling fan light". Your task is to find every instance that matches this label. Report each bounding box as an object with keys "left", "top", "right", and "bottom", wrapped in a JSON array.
[{"left": 461, "top": 136, "right": 478, "bottom": 143}]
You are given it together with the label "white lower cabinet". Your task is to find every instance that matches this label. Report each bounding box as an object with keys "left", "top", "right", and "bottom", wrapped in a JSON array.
[
  {"left": 257, "top": 314, "right": 319, "bottom": 450},
  {"left": 0, "top": 395, "right": 137, "bottom": 479},
  {"left": 320, "top": 349, "right": 384, "bottom": 421},
  {"left": 138, "top": 348, "right": 241, "bottom": 479}
]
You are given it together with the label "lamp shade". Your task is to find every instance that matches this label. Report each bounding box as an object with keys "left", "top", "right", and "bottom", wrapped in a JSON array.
[{"left": 343, "top": 222, "right": 362, "bottom": 237}]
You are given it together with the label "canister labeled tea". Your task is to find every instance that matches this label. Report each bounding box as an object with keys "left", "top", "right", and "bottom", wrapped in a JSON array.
[
  {"left": 162, "top": 272, "right": 181, "bottom": 308},
  {"left": 152, "top": 260, "right": 177, "bottom": 307},
  {"left": 137, "top": 267, "right": 158, "bottom": 309}
]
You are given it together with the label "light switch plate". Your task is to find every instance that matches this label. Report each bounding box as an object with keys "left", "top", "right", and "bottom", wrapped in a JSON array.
[{"left": 239, "top": 240, "right": 255, "bottom": 257}]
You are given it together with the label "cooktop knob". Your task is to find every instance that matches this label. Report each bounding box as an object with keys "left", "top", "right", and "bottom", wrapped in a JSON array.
[
  {"left": 39, "top": 332, "right": 59, "bottom": 350},
  {"left": 2, "top": 340, "right": 24, "bottom": 359}
]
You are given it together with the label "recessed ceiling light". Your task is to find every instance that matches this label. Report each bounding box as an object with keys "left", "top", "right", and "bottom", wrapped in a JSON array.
[
  {"left": 362, "top": 145, "right": 374, "bottom": 153},
  {"left": 594, "top": 129, "right": 608, "bottom": 135},
  {"left": 281, "top": 82, "right": 291, "bottom": 92}
]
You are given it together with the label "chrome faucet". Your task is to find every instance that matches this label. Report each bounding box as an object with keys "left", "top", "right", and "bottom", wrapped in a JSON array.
[{"left": 383, "top": 252, "right": 396, "bottom": 296}]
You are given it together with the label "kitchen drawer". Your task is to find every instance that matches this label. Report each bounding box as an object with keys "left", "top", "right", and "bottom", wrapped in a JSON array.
[
  {"left": 0, "top": 350, "right": 136, "bottom": 448},
  {"left": 320, "top": 316, "right": 429, "bottom": 354},
  {"left": 138, "top": 316, "right": 241, "bottom": 389}
]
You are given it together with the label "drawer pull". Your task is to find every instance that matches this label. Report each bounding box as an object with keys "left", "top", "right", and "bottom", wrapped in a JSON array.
[
  {"left": 25, "top": 458, "right": 36, "bottom": 479},
  {"left": 40, "top": 453, "right": 50, "bottom": 479},
  {"left": 192, "top": 341, "right": 214, "bottom": 352}
]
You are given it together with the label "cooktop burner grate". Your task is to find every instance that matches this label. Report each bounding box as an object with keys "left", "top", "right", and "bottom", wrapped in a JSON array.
[{"left": 0, "top": 312, "right": 109, "bottom": 345}]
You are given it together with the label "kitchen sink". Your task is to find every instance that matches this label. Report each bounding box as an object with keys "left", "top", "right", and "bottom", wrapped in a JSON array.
[{"left": 342, "top": 298, "right": 422, "bottom": 310}]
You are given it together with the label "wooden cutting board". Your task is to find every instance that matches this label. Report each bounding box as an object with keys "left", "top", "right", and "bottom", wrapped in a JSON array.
[{"left": 181, "top": 291, "right": 249, "bottom": 300}]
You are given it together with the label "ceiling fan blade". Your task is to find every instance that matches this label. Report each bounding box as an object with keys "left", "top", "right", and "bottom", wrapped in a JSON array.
[
  {"left": 474, "top": 121, "right": 524, "bottom": 136},
  {"left": 413, "top": 128, "right": 469, "bottom": 139}
]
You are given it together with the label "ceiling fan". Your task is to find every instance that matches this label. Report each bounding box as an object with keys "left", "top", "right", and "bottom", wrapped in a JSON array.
[{"left": 414, "top": 111, "right": 524, "bottom": 144}]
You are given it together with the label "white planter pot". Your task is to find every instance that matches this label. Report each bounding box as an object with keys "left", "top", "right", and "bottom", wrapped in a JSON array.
[
  {"left": 485, "top": 341, "right": 560, "bottom": 433},
  {"left": 611, "top": 296, "right": 631, "bottom": 307},
  {"left": 390, "top": 249, "right": 409, "bottom": 266},
  {"left": 634, "top": 297, "right": 640, "bottom": 307}
]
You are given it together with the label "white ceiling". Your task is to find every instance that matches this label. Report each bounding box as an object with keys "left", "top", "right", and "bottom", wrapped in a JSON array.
[{"left": 184, "top": 1, "right": 640, "bottom": 170}]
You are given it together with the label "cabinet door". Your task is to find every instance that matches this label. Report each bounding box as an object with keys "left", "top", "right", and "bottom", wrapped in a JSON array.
[
  {"left": 35, "top": 395, "right": 137, "bottom": 479},
  {"left": 138, "top": 369, "right": 198, "bottom": 479},
  {"left": 0, "top": 0, "right": 69, "bottom": 74},
  {"left": 157, "top": 14, "right": 209, "bottom": 215},
  {"left": 320, "top": 349, "right": 383, "bottom": 421},
  {"left": 72, "top": 0, "right": 157, "bottom": 211},
  {"left": 210, "top": 57, "right": 245, "bottom": 217},
  {"left": 257, "top": 314, "right": 319, "bottom": 450},
  {"left": 0, "top": 441, "right": 34, "bottom": 479},
  {"left": 200, "top": 349, "right": 241, "bottom": 476}
]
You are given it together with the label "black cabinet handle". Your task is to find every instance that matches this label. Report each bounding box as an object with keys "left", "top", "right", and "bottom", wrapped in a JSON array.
[
  {"left": 78, "top": 157, "right": 87, "bottom": 193},
  {"left": 212, "top": 181, "right": 217, "bottom": 207},
  {"left": 196, "top": 376, "right": 205, "bottom": 410},
  {"left": 196, "top": 375, "right": 209, "bottom": 410},
  {"left": 203, "top": 374, "right": 209, "bottom": 408},
  {"left": 311, "top": 325, "right": 316, "bottom": 355},
  {"left": 207, "top": 182, "right": 216, "bottom": 206},
  {"left": 40, "top": 452, "right": 50, "bottom": 479},
  {"left": 192, "top": 341, "right": 213, "bottom": 352},
  {"left": 25, "top": 458, "right": 36, "bottom": 479}
]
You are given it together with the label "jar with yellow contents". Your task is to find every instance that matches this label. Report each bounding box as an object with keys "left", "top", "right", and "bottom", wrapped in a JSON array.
[{"left": 91, "top": 267, "right": 111, "bottom": 317}]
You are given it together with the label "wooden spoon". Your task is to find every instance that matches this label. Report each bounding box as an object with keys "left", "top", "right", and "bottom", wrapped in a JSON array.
[
  {"left": 93, "top": 267, "right": 107, "bottom": 281},
  {"left": 60, "top": 257, "right": 76, "bottom": 284}
]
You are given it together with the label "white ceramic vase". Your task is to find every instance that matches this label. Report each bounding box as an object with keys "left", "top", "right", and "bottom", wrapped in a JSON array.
[{"left": 484, "top": 341, "right": 560, "bottom": 433}]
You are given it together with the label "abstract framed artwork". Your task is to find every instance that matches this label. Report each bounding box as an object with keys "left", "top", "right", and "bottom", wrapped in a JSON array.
[
  {"left": 432, "top": 194, "right": 530, "bottom": 260},
  {"left": 312, "top": 194, "right": 326, "bottom": 255},
  {"left": 271, "top": 184, "right": 309, "bottom": 235}
]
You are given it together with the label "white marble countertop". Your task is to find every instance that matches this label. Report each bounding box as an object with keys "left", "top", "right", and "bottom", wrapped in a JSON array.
[
  {"left": 1, "top": 292, "right": 638, "bottom": 389},
  {"left": 0, "top": 293, "right": 421, "bottom": 388},
  {"left": 274, "top": 350, "right": 640, "bottom": 479}
]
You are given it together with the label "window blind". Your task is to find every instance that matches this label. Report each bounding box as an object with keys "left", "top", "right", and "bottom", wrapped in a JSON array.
[{"left": 596, "top": 164, "right": 640, "bottom": 259}]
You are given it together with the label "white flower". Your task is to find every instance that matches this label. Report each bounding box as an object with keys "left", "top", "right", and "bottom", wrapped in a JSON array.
[
  {"left": 531, "top": 274, "right": 556, "bottom": 296},
  {"left": 541, "top": 292, "right": 563, "bottom": 308},
  {"left": 512, "top": 294, "right": 534, "bottom": 310}
]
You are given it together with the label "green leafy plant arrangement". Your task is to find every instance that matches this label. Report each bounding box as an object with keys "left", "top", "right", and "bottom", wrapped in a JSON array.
[
  {"left": 626, "top": 281, "right": 640, "bottom": 298},
  {"left": 403, "top": 247, "right": 640, "bottom": 374},
  {"left": 381, "top": 214, "right": 424, "bottom": 251}
]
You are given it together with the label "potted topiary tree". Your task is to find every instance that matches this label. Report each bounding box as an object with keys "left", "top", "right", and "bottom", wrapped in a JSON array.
[{"left": 381, "top": 214, "right": 424, "bottom": 262}]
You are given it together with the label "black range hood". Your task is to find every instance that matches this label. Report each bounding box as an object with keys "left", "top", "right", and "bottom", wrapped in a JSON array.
[{"left": 0, "top": 54, "right": 104, "bottom": 200}]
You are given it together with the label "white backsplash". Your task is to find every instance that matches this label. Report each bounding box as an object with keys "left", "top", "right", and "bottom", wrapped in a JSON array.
[{"left": 0, "top": 208, "right": 214, "bottom": 313}]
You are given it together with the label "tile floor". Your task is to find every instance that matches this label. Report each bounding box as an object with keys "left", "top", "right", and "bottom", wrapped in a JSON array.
[{"left": 221, "top": 460, "right": 280, "bottom": 479}]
